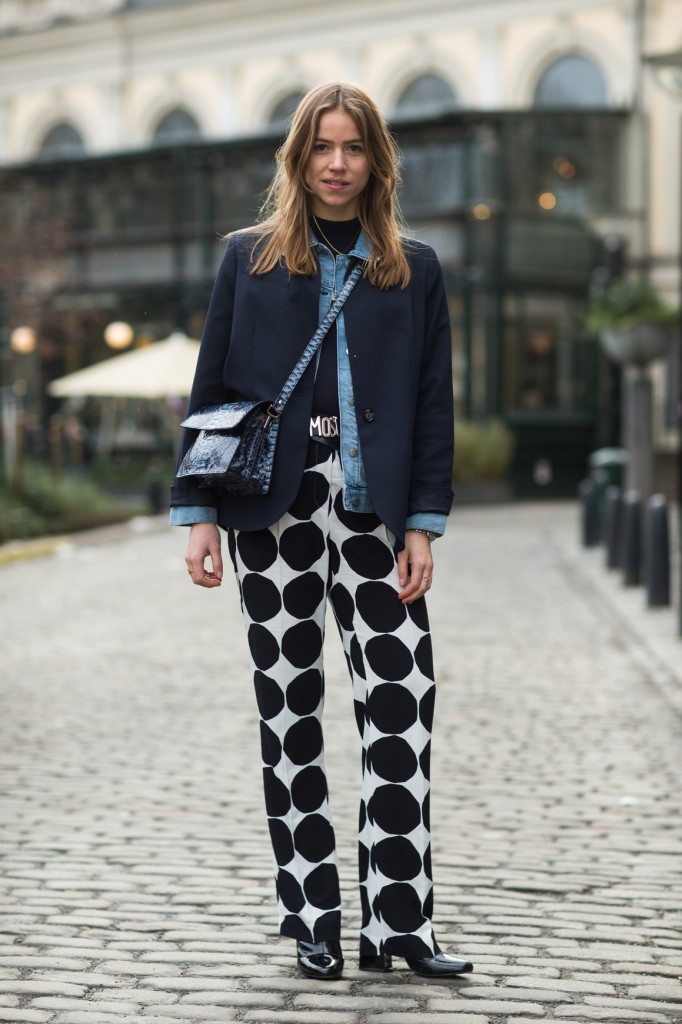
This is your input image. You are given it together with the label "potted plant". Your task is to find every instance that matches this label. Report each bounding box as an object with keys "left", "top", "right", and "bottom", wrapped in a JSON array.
[
  {"left": 586, "top": 280, "right": 677, "bottom": 366},
  {"left": 453, "top": 419, "right": 515, "bottom": 503}
]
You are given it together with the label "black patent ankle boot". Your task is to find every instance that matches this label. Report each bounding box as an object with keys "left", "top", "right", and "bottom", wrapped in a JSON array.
[{"left": 296, "top": 939, "right": 344, "bottom": 980}]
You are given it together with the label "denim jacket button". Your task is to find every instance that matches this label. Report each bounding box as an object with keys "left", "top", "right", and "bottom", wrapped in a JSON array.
[
  {"left": 363, "top": 409, "right": 375, "bottom": 422},
  {"left": 352, "top": 497, "right": 360, "bottom": 507},
  {"left": 349, "top": 447, "right": 358, "bottom": 457}
]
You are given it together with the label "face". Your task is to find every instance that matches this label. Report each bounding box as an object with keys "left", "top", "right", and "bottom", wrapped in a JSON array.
[{"left": 304, "top": 108, "right": 371, "bottom": 220}]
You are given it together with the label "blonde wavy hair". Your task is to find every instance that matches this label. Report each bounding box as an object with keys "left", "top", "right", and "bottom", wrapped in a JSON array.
[{"left": 249, "top": 82, "right": 411, "bottom": 290}]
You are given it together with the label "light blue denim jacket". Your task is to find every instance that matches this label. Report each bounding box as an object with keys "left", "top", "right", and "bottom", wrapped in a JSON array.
[{"left": 170, "top": 230, "right": 446, "bottom": 538}]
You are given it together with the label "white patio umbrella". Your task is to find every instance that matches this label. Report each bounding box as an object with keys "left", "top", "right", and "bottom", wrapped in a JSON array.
[{"left": 47, "top": 331, "right": 200, "bottom": 399}]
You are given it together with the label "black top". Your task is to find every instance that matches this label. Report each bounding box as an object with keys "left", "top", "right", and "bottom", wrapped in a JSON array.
[{"left": 311, "top": 217, "right": 361, "bottom": 431}]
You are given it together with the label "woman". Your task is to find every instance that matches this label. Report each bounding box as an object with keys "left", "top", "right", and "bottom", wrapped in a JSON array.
[{"left": 170, "top": 82, "right": 472, "bottom": 981}]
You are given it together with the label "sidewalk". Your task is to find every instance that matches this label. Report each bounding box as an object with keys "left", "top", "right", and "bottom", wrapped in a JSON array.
[{"left": 0, "top": 502, "right": 680, "bottom": 1024}]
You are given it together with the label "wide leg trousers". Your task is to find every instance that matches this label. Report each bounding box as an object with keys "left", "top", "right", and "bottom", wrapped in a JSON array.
[{"left": 227, "top": 442, "right": 439, "bottom": 959}]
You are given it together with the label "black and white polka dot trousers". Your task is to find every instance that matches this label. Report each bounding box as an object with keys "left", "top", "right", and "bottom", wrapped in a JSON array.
[{"left": 227, "top": 442, "right": 439, "bottom": 959}]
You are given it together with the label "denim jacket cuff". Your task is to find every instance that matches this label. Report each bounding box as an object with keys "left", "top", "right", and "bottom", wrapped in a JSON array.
[
  {"left": 169, "top": 505, "right": 218, "bottom": 526},
  {"left": 405, "top": 512, "right": 446, "bottom": 537}
]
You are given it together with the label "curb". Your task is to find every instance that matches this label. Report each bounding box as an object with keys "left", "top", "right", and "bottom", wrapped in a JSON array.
[
  {"left": 0, "top": 536, "right": 72, "bottom": 565},
  {"left": 0, "top": 513, "right": 168, "bottom": 566}
]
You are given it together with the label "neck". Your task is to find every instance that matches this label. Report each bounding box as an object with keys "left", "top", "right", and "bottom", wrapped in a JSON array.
[
  {"left": 314, "top": 213, "right": 360, "bottom": 223},
  {"left": 312, "top": 214, "right": 362, "bottom": 257}
]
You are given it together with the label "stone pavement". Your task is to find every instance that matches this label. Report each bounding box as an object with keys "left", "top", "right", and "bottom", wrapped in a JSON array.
[{"left": 0, "top": 503, "right": 681, "bottom": 1024}]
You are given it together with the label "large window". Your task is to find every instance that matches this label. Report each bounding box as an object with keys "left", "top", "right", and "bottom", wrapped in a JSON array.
[
  {"left": 394, "top": 74, "right": 459, "bottom": 118},
  {"left": 267, "top": 91, "right": 305, "bottom": 130},
  {"left": 38, "top": 122, "right": 86, "bottom": 158},
  {"left": 534, "top": 55, "right": 608, "bottom": 108},
  {"left": 152, "top": 108, "right": 202, "bottom": 145}
]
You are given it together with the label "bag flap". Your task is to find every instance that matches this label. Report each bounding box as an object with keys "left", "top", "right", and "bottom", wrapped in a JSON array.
[
  {"left": 176, "top": 432, "right": 240, "bottom": 477},
  {"left": 181, "top": 401, "right": 265, "bottom": 430}
]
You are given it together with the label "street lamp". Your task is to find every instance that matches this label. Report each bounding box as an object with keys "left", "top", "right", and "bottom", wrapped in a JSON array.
[
  {"left": 644, "top": 49, "right": 682, "bottom": 635},
  {"left": 104, "top": 320, "right": 134, "bottom": 350},
  {"left": 9, "top": 326, "right": 37, "bottom": 354}
]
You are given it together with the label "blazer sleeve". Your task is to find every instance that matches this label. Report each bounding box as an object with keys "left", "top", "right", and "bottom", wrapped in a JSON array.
[
  {"left": 407, "top": 251, "right": 455, "bottom": 517},
  {"left": 170, "top": 236, "right": 239, "bottom": 509}
]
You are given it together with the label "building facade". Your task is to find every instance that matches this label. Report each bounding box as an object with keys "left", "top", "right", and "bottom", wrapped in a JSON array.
[{"left": 0, "top": 0, "right": 680, "bottom": 495}]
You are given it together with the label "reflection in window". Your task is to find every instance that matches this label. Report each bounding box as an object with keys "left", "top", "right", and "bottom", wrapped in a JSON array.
[
  {"left": 152, "top": 108, "right": 202, "bottom": 145},
  {"left": 505, "top": 115, "right": 622, "bottom": 216},
  {"left": 533, "top": 55, "right": 608, "bottom": 108},
  {"left": 38, "top": 122, "right": 86, "bottom": 158},
  {"left": 267, "top": 92, "right": 305, "bottom": 129},
  {"left": 503, "top": 293, "right": 591, "bottom": 413},
  {"left": 400, "top": 141, "right": 463, "bottom": 212},
  {"left": 395, "top": 74, "right": 458, "bottom": 118}
]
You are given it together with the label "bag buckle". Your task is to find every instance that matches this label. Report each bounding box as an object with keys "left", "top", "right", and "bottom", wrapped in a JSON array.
[{"left": 264, "top": 402, "right": 283, "bottom": 428}]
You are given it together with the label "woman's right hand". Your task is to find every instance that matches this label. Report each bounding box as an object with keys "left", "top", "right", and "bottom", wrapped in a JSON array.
[{"left": 185, "top": 523, "right": 223, "bottom": 588}]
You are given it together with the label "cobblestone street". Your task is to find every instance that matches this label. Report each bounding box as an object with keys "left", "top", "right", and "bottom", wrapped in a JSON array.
[{"left": 1, "top": 502, "right": 681, "bottom": 1024}]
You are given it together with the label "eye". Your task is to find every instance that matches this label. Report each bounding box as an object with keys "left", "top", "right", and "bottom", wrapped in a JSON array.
[
  {"left": 313, "top": 142, "right": 328, "bottom": 152},
  {"left": 348, "top": 144, "right": 364, "bottom": 154}
]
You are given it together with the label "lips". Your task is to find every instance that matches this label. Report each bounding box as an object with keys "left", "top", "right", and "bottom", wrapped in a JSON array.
[{"left": 323, "top": 179, "right": 349, "bottom": 188}]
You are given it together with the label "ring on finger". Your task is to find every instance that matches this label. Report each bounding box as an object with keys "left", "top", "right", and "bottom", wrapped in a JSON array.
[
  {"left": 422, "top": 575, "right": 431, "bottom": 583},
  {"left": 187, "top": 568, "right": 193, "bottom": 575}
]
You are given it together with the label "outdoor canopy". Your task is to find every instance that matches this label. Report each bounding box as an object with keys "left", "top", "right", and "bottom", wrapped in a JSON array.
[{"left": 47, "top": 331, "right": 201, "bottom": 399}]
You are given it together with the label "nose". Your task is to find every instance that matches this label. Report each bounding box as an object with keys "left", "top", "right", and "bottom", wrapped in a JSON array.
[{"left": 329, "top": 146, "right": 346, "bottom": 170}]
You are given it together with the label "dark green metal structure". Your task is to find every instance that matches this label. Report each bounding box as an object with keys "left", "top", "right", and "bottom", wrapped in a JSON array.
[{"left": 0, "top": 109, "right": 637, "bottom": 495}]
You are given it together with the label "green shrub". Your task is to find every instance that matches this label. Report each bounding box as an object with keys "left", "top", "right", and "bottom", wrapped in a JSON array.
[
  {"left": 586, "top": 280, "right": 678, "bottom": 335},
  {"left": 0, "top": 462, "right": 139, "bottom": 543},
  {"left": 88, "top": 453, "right": 175, "bottom": 490},
  {"left": 454, "top": 419, "right": 515, "bottom": 483}
]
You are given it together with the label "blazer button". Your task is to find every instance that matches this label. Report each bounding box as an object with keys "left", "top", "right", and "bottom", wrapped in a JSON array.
[{"left": 363, "top": 409, "right": 375, "bottom": 422}]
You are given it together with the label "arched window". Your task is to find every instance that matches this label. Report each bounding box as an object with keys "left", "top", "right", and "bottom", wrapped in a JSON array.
[
  {"left": 267, "top": 91, "right": 305, "bottom": 129},
  {"left": 152, "top": 108, "right": 202, "bottom": 145},
  {"left": 394, "top": 73, "right": 459, "bottom": 118},
  {"left": 533, "top": 55, "right": 608, "bottom": 108},
  {"left": 38, "top": 122, "right": 86, "bottom": 158}
]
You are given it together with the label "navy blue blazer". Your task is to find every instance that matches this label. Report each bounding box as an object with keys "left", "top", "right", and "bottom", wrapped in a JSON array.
[{"left": 171, "top": 231, "right": 454, "bottom": 549}]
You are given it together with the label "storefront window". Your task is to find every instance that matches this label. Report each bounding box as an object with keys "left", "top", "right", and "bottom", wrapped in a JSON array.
[
  {"left": 399, "top": 140, "right": 464, "bottom": 211},
  {"left": 505, "top": 114, "right": 625, "bottom": 216},
  {"left": 503, "top": 292, "right": 592, "bottom": 413}
]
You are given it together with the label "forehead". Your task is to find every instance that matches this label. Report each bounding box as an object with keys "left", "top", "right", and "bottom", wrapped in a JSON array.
[{"left": 315, "top": 108, "right": 362, "bottom": 140}]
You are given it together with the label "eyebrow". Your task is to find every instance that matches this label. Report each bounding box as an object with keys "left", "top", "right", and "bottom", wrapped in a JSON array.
[{"left": 315, "top": 136, "right": 363, "bottom": 144}]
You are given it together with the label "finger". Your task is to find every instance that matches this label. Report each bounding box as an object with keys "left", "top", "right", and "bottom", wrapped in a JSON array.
[
  {"left": 398, "top": 571, "right": 423, "bottom": 603},
  {"left": 396, "top": 549, "right": 409, "bottom": 588},
  {"left": 209, "top": 544, "right": 224, "bottom": 581},
  {"left": 186, "top": 558, "right": 221, "bottom": 588},
  {"left": 399, "top": 562, "right": 433, "bottom": 603},
  {"left": 197, "top": 572, "right": 222, "bottom": 588}
]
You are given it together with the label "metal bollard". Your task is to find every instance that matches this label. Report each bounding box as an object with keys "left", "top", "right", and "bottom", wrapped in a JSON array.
[
  {"left": 578, "top": 478, "right": 599, "bottom": 547},
  {"left": 604, "top": 486, "right": 622, "bottom": 570},
  {"left": 644, "top": 494, "right": 671, "bottom": 607},
  {"left": 620, "top": 490, "right": 642, "bottom": 587}
]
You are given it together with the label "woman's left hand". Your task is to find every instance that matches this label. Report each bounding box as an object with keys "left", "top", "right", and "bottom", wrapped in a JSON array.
[{"left": 397, "top": 531, "right": 434, "bottom": 604}]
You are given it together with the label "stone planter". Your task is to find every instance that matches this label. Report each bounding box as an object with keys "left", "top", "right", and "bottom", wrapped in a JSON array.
[{"left": 600, "top": 324, "right": 672, "bottom": 366}]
